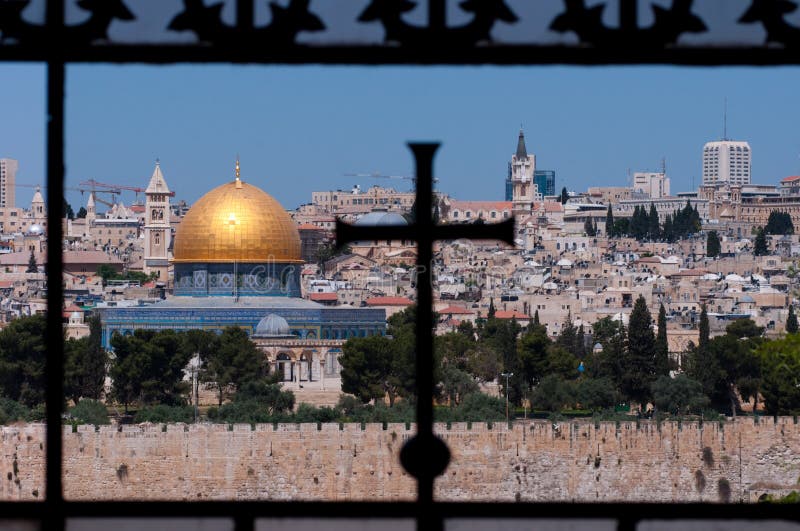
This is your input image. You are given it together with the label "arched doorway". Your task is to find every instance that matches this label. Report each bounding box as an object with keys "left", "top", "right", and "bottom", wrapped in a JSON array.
[
  {"left": 276, "top": 353, "right": 293, "bottom": 382},
  {"left": 299, "top": 351, "right": 312, "bottom": 382}
]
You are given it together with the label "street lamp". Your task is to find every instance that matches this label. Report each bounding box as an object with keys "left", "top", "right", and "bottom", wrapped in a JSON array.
[
  {"left": 188, "top": 354, "right": 202, "bottom": 423},
  {"left": 501, "top": 372, "right": 513, "bottom": 422}
]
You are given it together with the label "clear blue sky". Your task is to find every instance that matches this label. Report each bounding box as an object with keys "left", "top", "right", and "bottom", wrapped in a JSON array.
[{"left": 1, "top": 63, "right": 799, "bottom": 212}]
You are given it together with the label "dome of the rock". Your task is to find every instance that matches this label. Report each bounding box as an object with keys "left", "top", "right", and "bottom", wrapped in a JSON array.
[{"left": 173, "top": 179, "right": 302, "bottom": 264}]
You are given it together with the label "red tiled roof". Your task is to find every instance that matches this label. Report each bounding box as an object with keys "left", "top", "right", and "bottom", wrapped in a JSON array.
[
  {"left": 494, "top": 310, "right": 530, "bottom": 320},
  {"left": 0, "top": 280, "right": 13, "bottom": 288},
  {"left": 782, "top": 176, "right": 800, "bottom": 183},
  {"left": 438, "top": 305, "right": 474, "bottom": 315},
  {"left": 297, "top": 223, "right": 324, "bottom": 230},
  {"left": 449, "top": 200, "right": 512, "bottom": 212},
  {"left": 64, "top": 304, "right": 83, "bottom": 312},
  {"left": 310, "top": 292, "right": 338, "bottom": 301},
  {"left": 129, "top": 205, "right": 145, "bottom": 213},
  {"left": 366, "top": 296, "right": 414, "bottom": 306}
]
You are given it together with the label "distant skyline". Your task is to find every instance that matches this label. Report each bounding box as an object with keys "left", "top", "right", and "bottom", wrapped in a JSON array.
[{"left": 1, "top": 64, "right": 799, "bottom": 211}]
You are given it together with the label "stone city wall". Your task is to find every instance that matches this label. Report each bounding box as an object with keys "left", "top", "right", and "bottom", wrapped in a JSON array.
[{"left": 1, "top": 417, "right": 799, "bottom": 502}]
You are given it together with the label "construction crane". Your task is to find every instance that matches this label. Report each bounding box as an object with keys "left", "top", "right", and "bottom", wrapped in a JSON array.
[
  {"left": 344, "top": 172, "right": 439, "bottom": 184},
  {"left": 78, "top": 178, "right": 176, "bottom": 202}
]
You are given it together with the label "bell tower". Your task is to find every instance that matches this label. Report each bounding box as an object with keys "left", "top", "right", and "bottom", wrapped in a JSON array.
[
  {"left": 144, "top": 161, "right": 172, "bottom": 280},
  {"left": 510, "top": 129, "right": 539, "bottom": 215}
]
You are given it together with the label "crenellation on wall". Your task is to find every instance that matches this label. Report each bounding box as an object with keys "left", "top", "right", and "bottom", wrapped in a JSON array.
[{"left": 3, "top": 419, "right": 799, "bottom": 502}]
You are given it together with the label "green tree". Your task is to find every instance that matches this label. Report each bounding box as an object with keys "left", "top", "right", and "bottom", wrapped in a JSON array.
[
  {"left": 340, "top": 335, "right": 396, "bottom": 405},
  {"left": 26, "top": 250, "right": 37, "bottom": 273},
  {"left": 788, "top": 306, "right": 799, "bottom": 334},
  {"left": 706, "top": 230, "right": 721, "bottom": 258},
  {"left": 64, "top": 316, "right": 108, "bottom": 405},
  {"left": 756, "top": 334, "right": 800, "bottom": 415},
  {"left": 560, "top": 187, "right": 569, "bottom": 204},
  {"left": 439, "top": 364, "right": 479, "bottom": 406},
  {"left": 517, "top": 321, "right": 551, "bottom": 388},
  {"left": 109, "top": 329, "right": 191, "bottom": 411},
  {"left": 754, "top": 227, "right": 769, "bottom": 256},
  {"left": 655, "top": 304, "right": 670, "bottom": 376},
  {"left": 648, "top": 203, "right": 660, "bottom": 240},
  {"left": 214, "top": 377, "right": 295, "bottom": 423},
  {"left": 765, "top": 211, "right": 794, "bottom": 235},
  {"left": 651, "top": 375, "right": 709, "bottom": 416},
  {"left": 201, "top": 327, "right": 266, "bottom": 407},
  {"left": 487, "top": 298, "right": 496, "bottom": 319},
  {"left": 575, "top": 377, "right": 617, "bottom": 410},
  {"left": 606, "top": 204, "right": 615, "bottom": 237},
  {"left": 530, "top": 374, "right": 574, "bottom": 412},
  {"left": 63, "top": 198, "right": 75, "bottom": 220},
  {"left": 466, "top": 344, "right": 502, "bottom": 383},
  {"left": 96, "top": 264, "right": 118, "bottom": 287},
  {"left": 584, "top": 217, "right": 596, "bottom": 236},
  {"left": 621, "top": 295, "right": 657, "bottom": 405},
  {"left": 76, "top": 206, "right": 88, "bottom": 219},
  {"left": 698, "top": 304, "right": 710, "bottom": 354},
  {"left": 0, "top": 315, "right": 47, "bottom": 407},
  {"left": 613, "top": 218, "right": 630, "bottom": 237},
  {"left": 482, "top": 316, "right": 523, "bottom": 404}
]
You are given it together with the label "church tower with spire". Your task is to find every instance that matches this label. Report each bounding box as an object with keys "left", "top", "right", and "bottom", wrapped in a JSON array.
[
  {"left": 144, "top": 161, "right": 172, "bottom": 280},
  {"left": 510, "top": 129, "right": 538, "bottom": 215}
]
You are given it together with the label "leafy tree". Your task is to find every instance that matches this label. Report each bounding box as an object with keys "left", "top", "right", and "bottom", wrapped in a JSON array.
[
  {"left": 765, "top": 211, "right": 794, "bottom": 236},
  {"left": 605, "top": 204, "right": 615, "bottom": 237},
  {"left": 756, "top": 334, "right": 800, "bottom": 415},
  {"left": 0, "top": 315, "right": 47, "bottom": 407},
  {"left": 620, "top": 295, "right": 656, "bottom": 405},
  {"left": 109, "top": 329, "right": 191, "bottom": 411},
  {"left": 436, "top": 331, "right": 475, "bottom": 372},
  {"left": 591, "top": 319, "right": 626, "bottom": 386},
  {"left": 560, "top": 187, "right": 569, "bottom": 204},
  {"left": 439, "top": 364, "right": 479, "bottom": 406},
  {"left": 707, "top": 230, "right": 721, "bottom": 258},
  {"left": 214, "top": 378, "right": 295, "bottom": 423},
  {"left": 482, "top": 316, "right": 523, "bottom": 404},
  {"left": 76, "top": 206, "right": 87, "bottom": 219},
  {"left": 788, "top": 306, "right": 799, "bottom": 335},
  {"left": 341, "top": 335, "right": 401, "bottom": 406},
  {"left": 200, "top": 327, "right": 265, "bottom": 407},
  {"left": 655, "top": 304, "right": 670, "bottom": 376},
  {"left": 530, "top": 374, "right": 574, "bottom": 411},
  {"left": 517, "top": 321, "right": 551, "bottom": 388},
  {"left": 436, "top": 392, "right": 506, "bottom": 422},
  {"left": 575, "top": 377, "right": 617, "bottom": 410},
  {"left": 754, "top": 228, "right": 769, "bottom": 256},
  {"left": 651, "top": 375, "right": 709, "bottom": 416},
  {"left": 487, "top": 298, "right": 496, "bottom": 319},
  {"left": 96, "top": 264, "right": 118, "bottom": 287},
  {"left": 466, "top": 344, "right": 502, "bottom": 383},
  {"left": 26, "top": 250, "right": 37, "bottom": 273},
  {"left": 0, "top": 397, "right": 34, "bottom": 425},
  {"left": 64, "top": 316, "right": 107, "bottom": 405},
  {"left": 68, "top": 399, "right": 109, "bottom": 425}
]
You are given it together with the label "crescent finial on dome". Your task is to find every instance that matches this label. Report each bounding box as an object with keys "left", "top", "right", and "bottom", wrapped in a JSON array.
[{"left": 235, "top": 156, "right": 242, "bottom": 188}]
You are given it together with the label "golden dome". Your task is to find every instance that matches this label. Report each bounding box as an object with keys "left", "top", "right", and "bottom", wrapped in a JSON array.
[{"left": 173, "top": 178, "right": 302, "bottom": 263}]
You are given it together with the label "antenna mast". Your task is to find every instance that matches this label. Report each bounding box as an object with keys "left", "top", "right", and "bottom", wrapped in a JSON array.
[{"left": 723, "top": 97, "right": 728, "bottom": 141}]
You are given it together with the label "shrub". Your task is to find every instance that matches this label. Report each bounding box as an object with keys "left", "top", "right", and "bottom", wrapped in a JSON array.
[
  {"left": 134, "top": 404, "right": 194, "bottom": 424},
  {"left": 68, "top": 399, "right": 110, "bottom": 425},
  {"left": 0, "top": 397, "right": 30, "bottom": 425}
]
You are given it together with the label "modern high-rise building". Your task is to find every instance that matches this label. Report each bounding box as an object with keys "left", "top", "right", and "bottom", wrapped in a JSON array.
[
  {"left": 534, "top": 170, "right": 556, "bottom": 198},
  {"left": 702, "top": 140, "right": 751, "bottom": 186},
  {"left": 0, "top": 158, "right": 18, "bottom": 208},
  {"left": 633, "top": 172, "right": 670, "bottom": 199}
]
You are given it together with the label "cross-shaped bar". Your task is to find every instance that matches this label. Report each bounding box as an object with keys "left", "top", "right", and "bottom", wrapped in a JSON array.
[{"left": 336, "top": 143, "right": 515, "bottom": 524}]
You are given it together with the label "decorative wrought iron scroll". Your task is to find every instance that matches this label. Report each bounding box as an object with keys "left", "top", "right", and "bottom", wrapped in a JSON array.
[
  {"left": 738, "top": 0, "right": 800, "bottom": 48},
  {"left": 549, "top": 0, "right": 707, "bottom": 48},
  {"left": 1, "top": 0, "right": 800, "bottom": 57}
]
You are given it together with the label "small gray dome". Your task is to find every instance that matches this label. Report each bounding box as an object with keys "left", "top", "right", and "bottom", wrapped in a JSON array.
[
  {"left": 354, "top": 210, "right": 408, "bottom": 227},
  {"left": 254, "top": 313, "right": 291, "bottom": 337}
]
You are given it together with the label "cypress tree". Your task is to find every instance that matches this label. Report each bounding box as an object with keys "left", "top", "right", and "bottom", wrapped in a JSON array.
[
  {"left": 648, "top": 203, "right": 660, "bottom": 240},
  {"left": 754, "top": 228, "right": 769, "bottom": 256},
  {"left": 560, "top": 187, "right": 569, "bottom": 204},
  {"left": 533, "top": 309, "right": 540, "bottom": 326},
  {"left": 488, "top": 298, "right": 496, "bottom": 319},
  {"left": 26, "top": 250, "right": 38, "bottom": 273},
  {"left": 621, "top": 295, "right": 657, "bottom": 405},
  {"left": 787, "top": 305, "right": 798, "bottom": 334},
  {"left": 606, "top": 204, "right": 615, "bottom": 237},
  {"left": 698, "top": 304, "right": 709, "bottom": 354},
  {"left": 707, "top": 230, "right": 721, "bottom": 258},
  {"left": 655, "top": 303, "right": 670, "bottom": 376}
]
